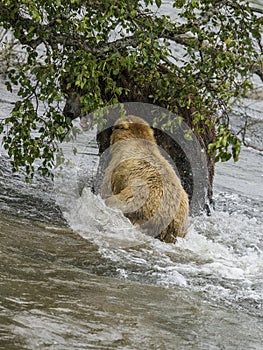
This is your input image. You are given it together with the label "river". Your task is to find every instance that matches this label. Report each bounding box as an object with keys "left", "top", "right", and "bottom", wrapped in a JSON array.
[{"left": 0, "top": 2, "right": 263, "bottom": 349}]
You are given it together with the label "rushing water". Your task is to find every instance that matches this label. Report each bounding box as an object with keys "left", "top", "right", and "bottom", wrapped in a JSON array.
[
  {"left": 1, "top": 115, "right": 262, "bottom": 349},
  {"left": 1, "top": 2, "right": 263, "bottom": 349}
]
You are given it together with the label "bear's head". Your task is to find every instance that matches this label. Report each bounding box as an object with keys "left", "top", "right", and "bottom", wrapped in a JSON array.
[{"left": 110, "top": 115, "right": 155, "bottom": 144}]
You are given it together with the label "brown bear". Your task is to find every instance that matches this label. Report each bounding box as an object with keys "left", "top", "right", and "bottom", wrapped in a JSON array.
[{"left": 101, "top": 115, "right": 189, "bottom": 243}]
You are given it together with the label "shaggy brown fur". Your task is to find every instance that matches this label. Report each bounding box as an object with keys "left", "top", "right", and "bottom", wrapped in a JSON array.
[{"left": 101, "top": 115, "right": 189, "bottom": 243}]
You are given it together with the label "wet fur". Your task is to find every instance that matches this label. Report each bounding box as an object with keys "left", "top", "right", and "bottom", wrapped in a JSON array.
[{"left": 101, "top": 115, "right": 189, "bottom": 243}]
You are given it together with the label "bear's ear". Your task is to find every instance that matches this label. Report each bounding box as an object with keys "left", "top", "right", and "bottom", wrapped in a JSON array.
[{"left": 113, "top": 122, "right": 129, "bottom": 130}]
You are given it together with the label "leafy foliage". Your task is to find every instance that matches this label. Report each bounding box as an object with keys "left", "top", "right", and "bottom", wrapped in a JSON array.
[{"left": 0, "top": 0, "right": 262, "bottom": 178}]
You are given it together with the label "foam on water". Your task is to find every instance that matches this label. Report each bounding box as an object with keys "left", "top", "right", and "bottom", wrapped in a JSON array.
[
  {"left": 67, "top": 187, "right": 147, "bottom": 248},
  {"left": 55, "top": 178, "right": 262, "bottom": 314},
  {"left": 52, "top": 120, "right": 262, "bottom": 314}
]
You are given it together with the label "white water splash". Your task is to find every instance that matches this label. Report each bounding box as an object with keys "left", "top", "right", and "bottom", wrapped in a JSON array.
[{"left": 55, "top": 178, "right": 262, "bottom": 311}]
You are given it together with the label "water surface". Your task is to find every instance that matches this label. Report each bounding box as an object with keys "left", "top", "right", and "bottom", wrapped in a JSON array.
[{"left": 0, "top": 1, "right": 263, "bottom": 348}]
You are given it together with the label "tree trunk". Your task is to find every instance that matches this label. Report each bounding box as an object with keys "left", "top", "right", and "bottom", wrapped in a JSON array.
[{"left": 93, "top": 102, "right": 215, "bottom": 216}]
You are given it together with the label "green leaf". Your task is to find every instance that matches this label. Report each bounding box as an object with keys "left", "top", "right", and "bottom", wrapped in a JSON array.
[
  {"left": 0, "top": 0, "right": 260, "bottom": 181},
  {"left": 155, "top": 0, "right": 162, "bottom": 8}
]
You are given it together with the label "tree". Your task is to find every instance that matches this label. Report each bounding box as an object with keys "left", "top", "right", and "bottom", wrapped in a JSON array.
[{"left": 0, "top": 0, "right": 262, "bottom": 184}]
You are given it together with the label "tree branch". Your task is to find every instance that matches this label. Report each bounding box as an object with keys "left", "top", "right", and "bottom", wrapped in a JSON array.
[
  {"left": 173, "top": 0, "right": 229, "bottom": 34},
  {"left": 249, "top": 6, "right": 263, "bottom": 15},
  {"left": 251, "top": 64, "right": 263, "bottom": 81},
  {"left": 0, "top": 1, "right": 261, "bottom": 82}
]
